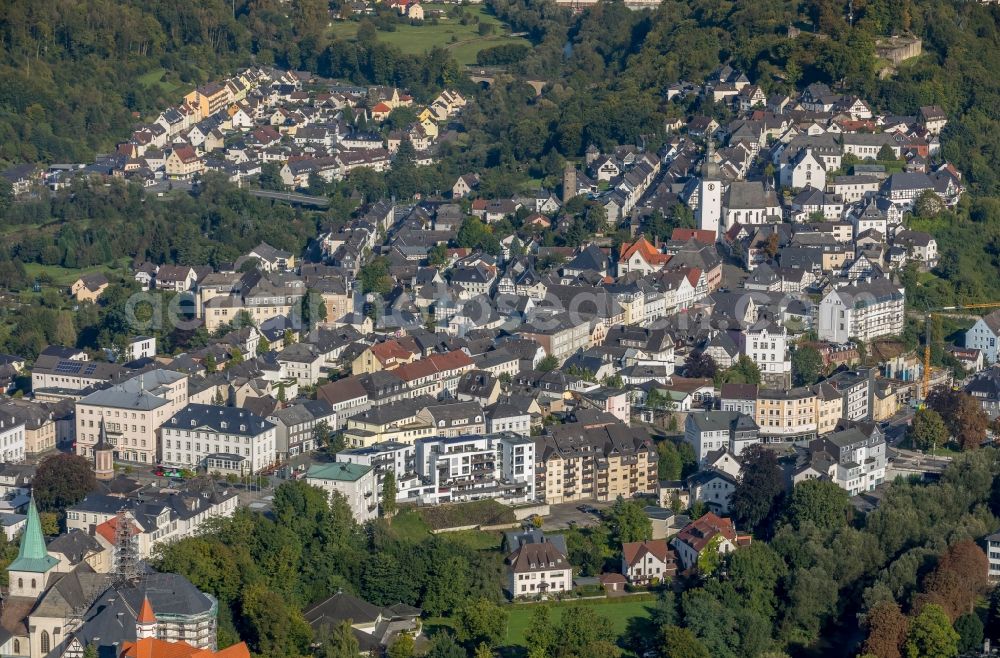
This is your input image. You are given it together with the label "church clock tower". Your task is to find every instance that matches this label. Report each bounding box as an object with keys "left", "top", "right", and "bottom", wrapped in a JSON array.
[{"left": 697, "top": 139, "right": 722, "bottom": 239}]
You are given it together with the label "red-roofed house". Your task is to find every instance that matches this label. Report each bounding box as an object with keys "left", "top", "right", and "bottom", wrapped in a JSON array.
[
  {"left": 621, "top": 539, "right": 678, "bottom": 583},
  {"left": 670, "top": 512, "right": 751, "bottom": 571},
  {"left": 249, "top": 125, "right": 281, "bottom": 147},
  {"left": 470, "top": 198, "right": 489, "bottom": 218},
  {"left": 617, "top": 236, "right": 671, "bottom": 276},
  {"left": 394, "top": 349, "right": 475, "bottom": 397},
  {"left": 371, "top": 102, "right": 393, "bottom": 122},
  {"left": 351, "top": 340, "right": 419, "bottom": 375},
  {"left": 670, "top": 228, "right": 717, "bottom": 245},
  {"left": 524, "top": 213, "right": 551, "bottom": 229},
  {"left": 165, "top": 145, "right": 203, "bottom": 179},
  {"left": 95, "top": 513, "right": 146, "bottom": 554}
]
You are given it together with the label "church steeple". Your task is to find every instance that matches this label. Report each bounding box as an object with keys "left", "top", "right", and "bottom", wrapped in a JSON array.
[
  {"left": 136, "top": 595, "right": 157, "bottom": 639},
  {"left": 701, "top": 138, "right": 720, "bottom": 180},
  {"left": 7, "top": 497, "right": 58, "bottom": 598},
  {"left": 94, "top": 418, "right": 114, "bottom": 481}
]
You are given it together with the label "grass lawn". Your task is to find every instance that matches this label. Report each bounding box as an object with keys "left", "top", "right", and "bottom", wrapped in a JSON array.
[
  {"left": 505, "top": 597, "right": 656, "bottom": 647},
  {"left": 389, "top": 509, "right": 432, "bottom": 542},
  {"left": 23, "top": 262, "right": 122, "bottom": 287},
  {"left": 137, "top": 67, "right": 191, "bottom": 97},
  {"left": 440, "top": 528, "right": 502, "bottom": 551},
  {"left": 388, "top": 510, "right": 502, "bottom": 550},
  {"left": 328, "top": 5, "right": 531, "bottom": 67}
]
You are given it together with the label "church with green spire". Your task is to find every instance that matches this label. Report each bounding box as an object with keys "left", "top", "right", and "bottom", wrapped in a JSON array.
[{"left": 8, "top": 497, "right": 58, "bottom": 599}]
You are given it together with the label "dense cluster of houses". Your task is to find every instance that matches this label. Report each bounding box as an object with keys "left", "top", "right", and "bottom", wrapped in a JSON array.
[
  {"left": 3, "top": 69, "right": 466, "bottom": 194},
  {"left": 5, "top": 57, "right": 1000, "bottom": 629}
]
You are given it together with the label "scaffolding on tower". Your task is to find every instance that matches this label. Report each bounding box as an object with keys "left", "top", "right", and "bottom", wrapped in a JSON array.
[{"left": 112, "top": 511, "right": 142, "bottom": 587}]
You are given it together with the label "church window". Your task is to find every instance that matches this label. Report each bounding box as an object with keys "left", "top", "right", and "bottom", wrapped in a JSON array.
[{"left": 41, "top": 632, "right": 50, "bottom": 653}]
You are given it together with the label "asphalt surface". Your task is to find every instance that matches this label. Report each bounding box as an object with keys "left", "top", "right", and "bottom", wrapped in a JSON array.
[{"left": 541, "top": 500, "right": 617, "bottom": 530}]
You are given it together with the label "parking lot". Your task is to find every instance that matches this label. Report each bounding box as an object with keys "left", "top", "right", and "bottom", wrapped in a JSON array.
[{"left": 541, "top": 500, "right": 617, "bottom": 530}]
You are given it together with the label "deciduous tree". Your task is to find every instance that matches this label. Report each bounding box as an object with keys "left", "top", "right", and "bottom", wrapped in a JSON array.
[
  {"left": 455, "top": 598, "right": 507, "bottom": 649},
  {"left": 862, "top": 601, "right": 908, "bottom": 658},
  {"left": 388, "top": 632, "right": 415, "bottom": 658},
  {"left": 604, "top": 497, "right": 652, "bottom": 544},
  {"left": 556, "top": 606, "right": 618, "bottom": 658},
  {"left": 730, "top": 444, "right": 784, "bottom": 532},
  {"left": 786, "top": 479, "right": 851, "bottom": 530},
  {"left": 661, "top": 626, "right": 710, "bottom": 658},
  {"left": 241, "top": 584, "right": 312, "bottom": 657},
  {"left": 524, "top": 605, "right": 556, "bottom": 656},
  {"left": 954, "top": 614, "right": 983, "bottom": 654},
  {"left": 33, "top": 453, "right": 97, "bottom": 512},
  {"left": 791, "top": 346, "right": 823, "bottom": 386},
  {"left": 685, "top": 351, "right": 718, "bottom": 379},
  {"left": 904, "top": 604, "right": 958, "bottom": 658},
  {"left": 909, "top": 408, "right": 948, "bottom": 452},
  {"left": 919, "top": 540, "right": 988, "bottom": 620}
]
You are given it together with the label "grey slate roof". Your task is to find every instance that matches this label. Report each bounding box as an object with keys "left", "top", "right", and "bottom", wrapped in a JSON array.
[{"left": 165, "top": 403, "right": 274, "bottom": 435}]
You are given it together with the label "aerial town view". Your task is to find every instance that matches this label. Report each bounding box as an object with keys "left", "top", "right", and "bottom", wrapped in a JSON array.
[{"left": 0, "top": 0, "right": 1000, "bottom": 656}]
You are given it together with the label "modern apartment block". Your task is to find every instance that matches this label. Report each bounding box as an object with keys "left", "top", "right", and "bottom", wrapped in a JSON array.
[{"left": 407, "top": 433, "right": 535, "bottom": 505}]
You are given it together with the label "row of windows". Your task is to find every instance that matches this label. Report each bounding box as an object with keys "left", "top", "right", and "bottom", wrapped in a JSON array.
[
  {"left": 84, "top": 408, "right": 149, "bottom": 420},
  {"left": 82, "top": 434, "right": 147, "bottom": 448},
  {"left": 165, "top": 434, "right": 257, "bottom": 445},
  {"left": 166, "top": 443, "right": 264, "bottom": 458}
]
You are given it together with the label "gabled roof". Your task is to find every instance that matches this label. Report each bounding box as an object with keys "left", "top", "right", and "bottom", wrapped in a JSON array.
[
  {"left": 673, "top": 512, "right": 739, "bottom": 553},
  {"left": 393, "top": 349, "right": 474, "bottom": 382},
  {"left": 619, "top": 236, "right": 670, "bottom": 266},
  {"left": 369, "top": 339, "right": 414, "bottom": 364},
  {"left": 621, "top": 539, "right": 676, "bottom": 568},
  {"left": 507, "top": 538, "right": 569, "bottom": 573}
]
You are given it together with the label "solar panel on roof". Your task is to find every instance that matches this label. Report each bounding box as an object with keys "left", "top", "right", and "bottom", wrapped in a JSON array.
[{"left": 84, "top": 364, "right": 98, "bottom": 375}]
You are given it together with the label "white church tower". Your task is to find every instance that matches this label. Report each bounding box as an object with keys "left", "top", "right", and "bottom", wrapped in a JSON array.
[{"left": 697, "top": 139, "right": 722, "bottom": 239}]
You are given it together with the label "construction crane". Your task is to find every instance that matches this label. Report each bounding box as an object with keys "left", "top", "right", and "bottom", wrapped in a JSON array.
[{"left": 922, "top": 302, "right": 1000, "bottom": 401}]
